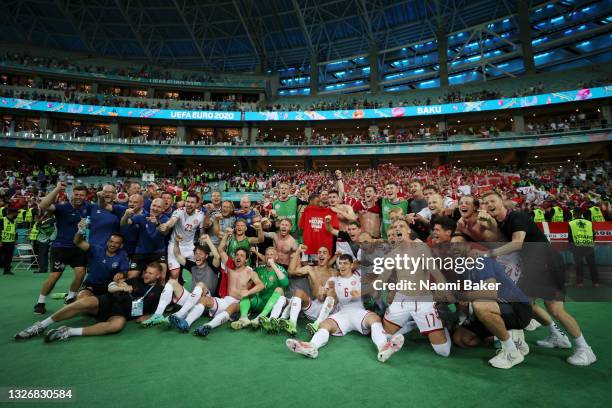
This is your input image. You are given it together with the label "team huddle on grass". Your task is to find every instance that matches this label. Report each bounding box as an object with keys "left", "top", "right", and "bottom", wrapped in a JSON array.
[{"left": 12, "top": 170, "right": 599, "bottom": 368}]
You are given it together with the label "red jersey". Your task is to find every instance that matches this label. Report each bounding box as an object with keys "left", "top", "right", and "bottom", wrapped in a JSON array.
[
  {"left": 298, "top": 206, "right": 339, "bottom": 255},
  {"left": 352, "top": 200, "right": 381, "bottom": 215}
]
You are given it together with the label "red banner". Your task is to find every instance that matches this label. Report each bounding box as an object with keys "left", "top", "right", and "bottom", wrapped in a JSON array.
[{"left": 536, "top": 222, "right": 612, "bottom": 249}]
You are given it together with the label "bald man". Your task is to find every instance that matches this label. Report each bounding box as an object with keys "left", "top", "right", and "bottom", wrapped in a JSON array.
[
  {"left": 121, "top": 198, "right": 171, "bottom": 279},
  {"left": 89, "top": 184, "right": 120, "bottom": 247}
]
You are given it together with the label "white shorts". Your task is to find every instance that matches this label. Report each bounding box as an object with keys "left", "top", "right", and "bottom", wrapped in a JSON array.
[
  {"left": 167, "top": 242, "right": 195, "bottom": 271},
  {"left": 384, "top": 294, "right": 443, "bottom": 334},
  {"left": 208, "top": 296, "right": 239, "bottom": 317},
  {"left": 303, "top": 299, "right": 323, "bottom": 321},
  {"left": 328, "top": 307, "right": 374, "bottom": 336},
  {"left": 172, "top": 286, "right": 204, "bottom": 307},
  {"left": 172, "top": 286, "right": 190, "bottom": 307}
]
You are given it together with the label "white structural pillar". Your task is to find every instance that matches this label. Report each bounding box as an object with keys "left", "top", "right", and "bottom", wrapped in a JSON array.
[
  {"left": 110, "top": 122, "right": 120, "bottom": 139},
  {"left": 176, "top": 125, "right": 186, "bottom": 142},
  {"left": 250, "top": 127, "right": 258, "bottom": 144},
  {"left": 512, "top": 114, "right": 526, "bottom": 133},
  {"left": 304, "top": 126, "right": 313, "bottom": 143}
]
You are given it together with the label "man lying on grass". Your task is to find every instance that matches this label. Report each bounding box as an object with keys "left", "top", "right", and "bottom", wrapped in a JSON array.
[{"left": 15, "top": 262, "right": 163, "bottom": 343}]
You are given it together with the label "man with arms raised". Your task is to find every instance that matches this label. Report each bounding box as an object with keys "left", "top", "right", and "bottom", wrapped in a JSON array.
[
  {"left": 219, "top": 218, "right": 263, "bottom": 265},
  {"left": 34, "top": 182, "right": 92, "bottom": 314},
  {"left": 349, "top": 184, "right": 382, "bottom": 239},
  {"left": 279, "top": 244, "right": 337, "bottom": 336},
  {"left": 190, "top": 248, "right": 265, "bottom": 337},
  {"left": 141, "top": 233, "right": 220, "bottom": 328},
  {"left": 263, "top": 218, "right": 297, "bottom": 270},
  {"left": 328, "top": 189, "right": 357, "bottom": 231}
]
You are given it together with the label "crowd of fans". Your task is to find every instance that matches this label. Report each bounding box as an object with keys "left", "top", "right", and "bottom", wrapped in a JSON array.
[
  {"left": 2, "top": 161, "right": 610, "bottom": 215},
  {"left": 2, "top": 158, "right": 608, "bottom": 368},
  {"left": 1, "top": 52, "right": 253, "bottom": 86}
]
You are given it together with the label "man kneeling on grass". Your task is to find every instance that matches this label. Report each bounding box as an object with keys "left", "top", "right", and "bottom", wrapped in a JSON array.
[{"left": 15, "top": 262, "right": 164, "bottom": 343}]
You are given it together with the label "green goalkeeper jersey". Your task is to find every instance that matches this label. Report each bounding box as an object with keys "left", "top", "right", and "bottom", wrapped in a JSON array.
[{"left": 255, "top": 264, "right": 289, "bottom": 302}]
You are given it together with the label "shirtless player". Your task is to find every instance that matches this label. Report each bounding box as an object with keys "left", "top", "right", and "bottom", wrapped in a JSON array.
[
  {"left": 263, "top": 218, "right": 298, "bottom": 269},
  {"left": 278, "top": 244, "right": 337, "bottom": 336},
  {"left": 168, "top": 248, "right": 264, "bottom": 335}
]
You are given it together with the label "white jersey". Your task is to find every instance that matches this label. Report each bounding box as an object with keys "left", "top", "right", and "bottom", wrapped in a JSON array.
[
  {"left": 330, "top": 273, "right": 364, "bottom": 312},
  {"left": 169, "top": 208, "right": 204, "bottom": 246},
  {"left": 417, "top": 196, "right": 455, "bottom": 221}
]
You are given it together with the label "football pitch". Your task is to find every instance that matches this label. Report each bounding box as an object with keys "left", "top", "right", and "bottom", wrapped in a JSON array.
[{"left": 1, "top": 271, "right": 610, "bottom": 408}]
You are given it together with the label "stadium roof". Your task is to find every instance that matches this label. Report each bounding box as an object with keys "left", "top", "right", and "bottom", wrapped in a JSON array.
[{"left": 0, "top": 0, "right": 606, "bottom": 73}]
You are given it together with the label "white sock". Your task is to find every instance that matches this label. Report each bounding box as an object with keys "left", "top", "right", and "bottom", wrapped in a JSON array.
[
  {"left": 310, "top": 329, "right": 330, "bottom": 350},
  {"left": 370, "top": 322, "right": 388, "bottom": 349},
  {"left": 154, "top": 283, "right": 174, "bottom": 315},
  {"left": 174, "top": 287, "right": 203, "bottom": 318},
  {"left": 41, "top": 317, "right": 55, "bottom": 328},
  {"left": 280, "top": 303, "right": 291, "bottom": 319},
  {"left": 270, "top": 296, "right": 287, "bottom": 319},
  {"left": 574, "top": 334, "right": 589, "bottom": 349},
  {"left": 67, "top": 327, "right": 83, "bottom": 337},
  {"left": 38, "top": 294, "right": 47, "bottom": 304},
  {"left": 66, "top": 291, "right": 77, "bottom": 300},
  {"left": 431, "top": 329, "right": 452, "bottom": 357},
  {"left": 289, "top": 297, "right": 301, "bottom": 324},
  {"left": 185, "top": 304, "right": 205, "bottom": 326},
  {"left": 208, "top": 311, "right": 230, "bottom": 329},
  {"left": 501, "top": 337, "right": 518, "bottom": 352},
  {"left": 314, "top": 297, "right": 334, "bottom": 325},
  {"left": 548, "top": 322, "right": 564, "bottom": 337}
]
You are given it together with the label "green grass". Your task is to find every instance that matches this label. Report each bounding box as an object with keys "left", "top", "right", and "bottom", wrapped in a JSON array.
[{"left": 1, "top": 270, "right": 610, "bottom": 408}]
